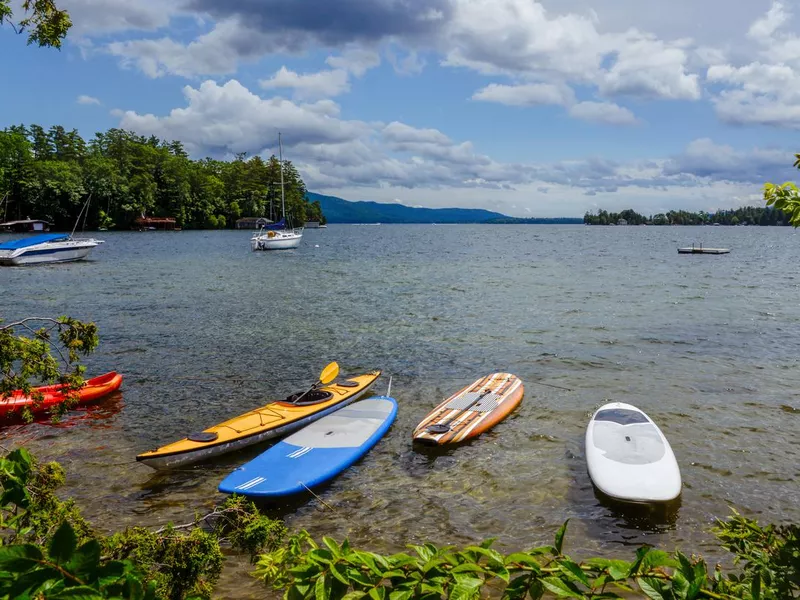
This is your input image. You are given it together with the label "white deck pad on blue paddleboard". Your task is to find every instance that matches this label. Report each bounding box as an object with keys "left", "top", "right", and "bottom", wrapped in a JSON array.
[
  {"left": 585, "top": 402, "right": 682, "bottom": 503},
  {"left": 218, "top": 396, "right": 397, "bottom": 497}
]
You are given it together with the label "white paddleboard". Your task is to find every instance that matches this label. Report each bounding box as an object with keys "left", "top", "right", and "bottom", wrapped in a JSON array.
[{"left": 585, "top": 402, "right": 681, "bottom": 502}]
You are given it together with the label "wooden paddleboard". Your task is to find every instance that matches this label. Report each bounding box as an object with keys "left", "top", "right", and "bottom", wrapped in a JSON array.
[
  {"left": 412, "top": 373, "right": 523, "bottom": 445},
  {"left": 585, "top": 402, "right": 682, "bottom": 503}
]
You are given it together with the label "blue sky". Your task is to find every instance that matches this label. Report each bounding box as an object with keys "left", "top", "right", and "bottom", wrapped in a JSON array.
[{"left": 2, "top": 0, "right": 800, "bottom": 217}]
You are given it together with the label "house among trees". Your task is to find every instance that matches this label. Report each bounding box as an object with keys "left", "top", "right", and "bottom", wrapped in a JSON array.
[
  {"left": 0, "top": 219, "right": 51, "bottom": 232},
  {"left": 134, "top": 216, "right": 177, "bottom": 231},
  {"left": 235, "top": 217, "right": 273, "bottom": 229}
]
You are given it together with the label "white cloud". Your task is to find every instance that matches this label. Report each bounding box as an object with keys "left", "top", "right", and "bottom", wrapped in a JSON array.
[
  {"left": 568, "top": 101, "right": 639, "bottom": 125},
  {"left": 597, "top": 33, "right": 700, "bottom": 100},
  {"left": 747, "top": 2, "right": 787, "bottom": 40},
  {"left": 60, "top": 0, "right": 178, "bottom": 35},
  {"left": 113, "top": 78, "right": 795, "bottom": 209},
  {"left": 107, "top": 19, "right": 279, "bottom": 77},
  {"left": 325, "top": 47, "right": 381, "bottom": 76},
  {"left": 705, "top": 3, "right": 800, "bottom": 128},
  {"left": 76, "top": 94, "right": 101, "bottom": 105},
  {"left": 472, "top": 83, "right": 574, "bottom": 106},
  {"left": 260, "top": 67, "right": 351, "bottom": 99},
  {"left": 116, "top": 79, "right": 370, "bottom": 155}
]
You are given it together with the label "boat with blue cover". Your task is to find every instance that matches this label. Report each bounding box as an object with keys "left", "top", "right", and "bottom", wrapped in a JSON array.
[
  {"left": 0, "top": 233, "right": 104, "bottom": 266},
  {"left": 218, "top": 395, "right": 397, "bottom": 497}
]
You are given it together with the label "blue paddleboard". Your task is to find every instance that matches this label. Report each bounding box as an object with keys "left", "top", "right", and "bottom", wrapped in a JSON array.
[{"left": 218, "top": 396, "right": 397, "bottom": 497}]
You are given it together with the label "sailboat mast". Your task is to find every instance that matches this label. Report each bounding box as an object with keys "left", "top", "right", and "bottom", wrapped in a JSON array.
[{"left": 278, "top": 133, "right": 286, "bottom": 224}]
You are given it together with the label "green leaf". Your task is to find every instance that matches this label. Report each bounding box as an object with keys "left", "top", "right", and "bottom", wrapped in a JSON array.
[
  {"left": 0, "top": 544, "right": 44, "bottom": 571},
  {"left": 540, "top": 576, "right": 582, "bottom": 598},
  {"left": 10, "top": 566, "right": 62, "bottom": 598},
  {"left": 329, "top": 563, "right": 349, "bottom": 585},
  {"left": 368, "top": 587, "right": 386, "bottom": 600},
  {"left": 388, "top": 584, "right": 415, "bottom": 600},
  {"left": 451, "top": 563, "right": 486, "bottom": 575},
  {"left": 554, "top": 520, "right": 569, "bottom": 555},
  {"left": 641, "top": 550, "right": 678, "bottom": 572},
  {"left": 53, "top": 586, "right": 104, "bottom": 599},
  {"left": 341, "top": 592, "right": 366, "bottom": 600},
  {"left": 65, "top": 540, "right": 101, "bottom": 578},
  {"left": 344, "top": 567, "right": 374, "bottom": 587},
  {"left": 505, "top": 553, "right": 543, "bottom": 571},
  {"left": 324, "top": 537, "right": 342, "bottom": 558},
  {"left": 558, "top": 558, "right": 589, "bottom": 587},
  {"left": 637, "top": 577, "right": 668, "bottom": 600},
  {"left": 501, "top": 574, "right": 529, "bottom": 600},
  {"left": 315, "top": 574, "right": 329, "bottom": 600},
  {"left": 449, "top": 574, "right": 483, "bottom": 600},
  {"left": 48, "top": 521, "right": 78, "bottom": 565},
  {"left": 606, "top": 560, "right": 632, "bottom": 581}
]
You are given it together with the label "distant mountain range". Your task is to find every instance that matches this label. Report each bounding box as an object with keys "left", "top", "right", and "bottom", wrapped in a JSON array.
[
  {"left": 307, "top": 192, "right": 583, "bottom": 224},
  {"left": 307, "top": 192, "right": 507, "bottom": 224}
]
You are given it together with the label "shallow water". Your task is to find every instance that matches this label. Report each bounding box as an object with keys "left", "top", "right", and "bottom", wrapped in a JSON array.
[{"left": 1, "top": 225, "right": 799, "bottom": 598}]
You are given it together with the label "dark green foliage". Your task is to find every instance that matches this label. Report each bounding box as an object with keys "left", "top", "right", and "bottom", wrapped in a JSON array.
[
  {"left": 763, "top": 154, "right": 800, "bottom": 227},
  {"left": 0, "top": 0, "right": 71, "bottom": 48},
  {"left": 0, "top": 316, "right": 99, "bottom": 423},
  {"left": 0, "top": 447, "right": 289, "bottom": 599},
  {"left": 258, "top": 517, "right": 800, "bottom": 600},
  {"left": 0, "top": 125, "right": 323, "bottom": 230},
  {"left": 583, "top": 207, "right": 789, "bottom": 226}
]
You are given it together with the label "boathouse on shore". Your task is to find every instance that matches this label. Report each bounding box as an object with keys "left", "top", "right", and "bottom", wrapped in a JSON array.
[
  {"left": 235, "top": 217, "right": 273, "bottom": 229},
  {"left": 134, "top": 216, "right": 177, "bottom": 230},
  {"left": 0, "top": 219, "right": 52, "bottom": 233}
]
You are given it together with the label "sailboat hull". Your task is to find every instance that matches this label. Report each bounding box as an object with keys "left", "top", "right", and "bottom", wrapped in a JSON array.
[{"left": 251, "top": 229, "right": 303, "bottom": 251}]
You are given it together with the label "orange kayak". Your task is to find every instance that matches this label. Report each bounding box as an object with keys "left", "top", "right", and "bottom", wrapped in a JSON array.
[
  {"left": 412, "top": 373, "right": 523, "bottom": 445},
  {"left": 0, "top": 372, "right": 123, "bottom": 419}
]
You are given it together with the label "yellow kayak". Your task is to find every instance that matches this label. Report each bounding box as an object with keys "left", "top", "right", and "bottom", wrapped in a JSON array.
[{"left": 136, "top": 370, "right": 381, "bottom": 469}]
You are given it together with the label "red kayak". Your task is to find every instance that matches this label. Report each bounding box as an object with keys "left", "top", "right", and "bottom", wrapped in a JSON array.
[{"left": 0, "top": 372, "right": 123, "bottom": 418}]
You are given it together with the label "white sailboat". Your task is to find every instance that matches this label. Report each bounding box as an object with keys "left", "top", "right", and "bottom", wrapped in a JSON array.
[{"left": 251, "top": 134, "right": 304, "bottom": 251}]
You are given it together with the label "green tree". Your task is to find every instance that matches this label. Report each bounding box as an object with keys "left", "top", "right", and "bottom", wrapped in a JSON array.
[{"left": 0, "top": 0, "right": 71, "bottom": 48}]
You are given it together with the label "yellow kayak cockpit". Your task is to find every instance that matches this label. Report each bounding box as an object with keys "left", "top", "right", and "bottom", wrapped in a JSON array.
[{"left": 136, "top": 371, "right": 381, "bottom": 469}]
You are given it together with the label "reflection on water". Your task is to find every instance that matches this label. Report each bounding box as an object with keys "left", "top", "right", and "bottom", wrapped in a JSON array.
[{"left": 1, "top": 225, "right": 799, "bottom": 596}]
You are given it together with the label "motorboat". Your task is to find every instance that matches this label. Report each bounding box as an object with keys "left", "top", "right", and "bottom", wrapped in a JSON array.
[{"left": 0, "top": 233, "right": 104, "bottom": 266}]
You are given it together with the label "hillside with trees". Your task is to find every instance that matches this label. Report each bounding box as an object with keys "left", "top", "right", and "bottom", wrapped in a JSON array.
[
  {"left": 584, "top": 206, "right": 790, "bottom": 226},
  {"left": 0, "top": 125, "right": 323, "bottom": 230}
]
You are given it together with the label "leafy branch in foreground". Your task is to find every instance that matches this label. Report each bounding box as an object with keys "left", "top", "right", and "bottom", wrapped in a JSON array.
[
  {"left": 257, "top": 516, "right": 800, "bottom": 600},
  {"left": 764, "top": 153, "right": 800, "bottom": 228},
  {"left": 0, "top": 448, "right": 287, "bottom": 599},
  {"left": 0, "top": 0, "right": 71, "bottom": 48},
  {"left": 0, "top": 316, "right": 99, "bottom": 422}
]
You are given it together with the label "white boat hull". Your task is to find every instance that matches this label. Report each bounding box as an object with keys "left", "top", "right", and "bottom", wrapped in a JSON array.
[
  {"left": 0, "top": 239, "right": 103, "bottom": 266},
  {"left": 251, "top": 229, "right": 303, "bottom": 251}
]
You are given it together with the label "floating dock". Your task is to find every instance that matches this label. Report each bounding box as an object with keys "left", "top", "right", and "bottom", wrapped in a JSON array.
[{"left": 678, "top": 245, "right": 730, "bottom": 254}]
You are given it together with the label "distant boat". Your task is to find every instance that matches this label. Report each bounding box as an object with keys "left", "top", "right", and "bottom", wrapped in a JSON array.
[
  {"left": 0, "top": 233, "right": 104, "bottom": 266},
  {"left": 0, "top": 195, "right": 104, "bottom": 266},
  {"left": 251, "top": 133, "right": 303, "bottom": 251}
]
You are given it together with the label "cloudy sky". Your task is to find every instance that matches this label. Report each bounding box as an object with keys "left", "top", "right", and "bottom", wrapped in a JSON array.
[{"left": 3, "top": 0, "right": 800, "bottom": 216}]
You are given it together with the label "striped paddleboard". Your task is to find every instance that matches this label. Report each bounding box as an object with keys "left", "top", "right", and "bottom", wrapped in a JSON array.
[{"left": 412, "top": 373, "right": 523, "bottom": 445}]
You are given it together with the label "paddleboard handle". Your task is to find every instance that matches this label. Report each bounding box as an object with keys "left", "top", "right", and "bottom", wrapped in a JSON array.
[{"left": 426, "top": 387, "right": 493, "bottom": 433}]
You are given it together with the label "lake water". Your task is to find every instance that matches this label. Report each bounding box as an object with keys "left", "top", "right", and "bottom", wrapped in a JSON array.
[{"left": 1, "top": 225, "right": 799, "bottom": 598}]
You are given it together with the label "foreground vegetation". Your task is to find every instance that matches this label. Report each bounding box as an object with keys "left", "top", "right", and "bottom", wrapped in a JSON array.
[
  {"left": 0, "top": 444, "right": 798, "bottom": 599},
  {"left": 0, "top": 125, "right": 324, "bottom": 230},
  {"left": 583, "top": 207, "right": 789, "bottom": 226}
]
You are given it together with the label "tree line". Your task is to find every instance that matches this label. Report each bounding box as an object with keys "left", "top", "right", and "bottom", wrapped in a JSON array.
[
  {"left": 584, "top": 206, "right": 790, "bottom": 226},
  {"left": 0, "top": 125, "right": 324, "bottom": 231}
]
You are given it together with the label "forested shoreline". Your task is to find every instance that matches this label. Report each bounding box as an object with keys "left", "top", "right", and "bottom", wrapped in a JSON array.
[
  {"left": 584, "top": 207, "right": 789, "bottom": 226},
  {"left": 0, "top": 125, "right": 324, "bottom": 230}
]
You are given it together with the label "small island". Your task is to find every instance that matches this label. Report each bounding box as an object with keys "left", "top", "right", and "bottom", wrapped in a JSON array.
[{"left": 584, "top": 207, "right": 790, "bottom": 225}]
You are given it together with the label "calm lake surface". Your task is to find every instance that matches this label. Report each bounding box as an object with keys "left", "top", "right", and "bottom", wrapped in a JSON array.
[{"left": 1, "top": 225, "right": 799, "bottom": 597}]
